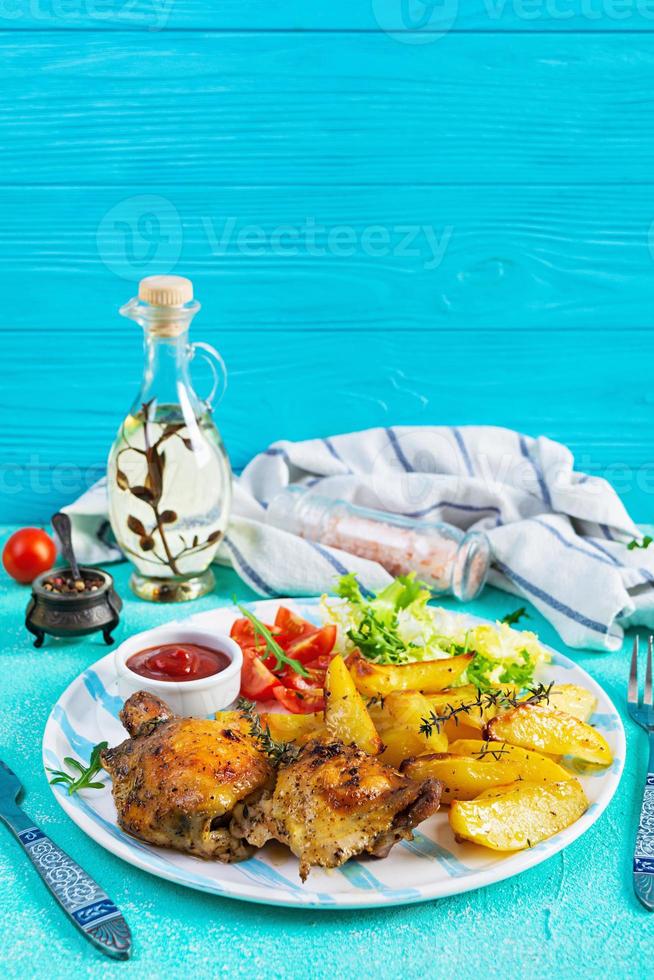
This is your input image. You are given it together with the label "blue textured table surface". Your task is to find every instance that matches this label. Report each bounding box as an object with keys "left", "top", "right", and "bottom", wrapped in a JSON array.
[{"left": 0, "top": 526, "right": 650, "bottom": 980}]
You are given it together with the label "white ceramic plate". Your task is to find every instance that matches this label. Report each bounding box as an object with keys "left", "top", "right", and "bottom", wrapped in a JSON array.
[{"left": 43, "top": 598, "right": 625, "bottom": 909}]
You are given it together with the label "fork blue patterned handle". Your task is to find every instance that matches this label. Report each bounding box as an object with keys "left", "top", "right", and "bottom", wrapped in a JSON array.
[
  {"left": 633, "top": 733, "right": 654, "bottom": 911},
  {"left": 1, "top": 802, "right": 131, "bottom": 959}
]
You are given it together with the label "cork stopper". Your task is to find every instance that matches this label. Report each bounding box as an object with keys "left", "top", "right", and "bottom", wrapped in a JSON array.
[{"left": 138, "top": 275, "right": 193, "bottom": 308}]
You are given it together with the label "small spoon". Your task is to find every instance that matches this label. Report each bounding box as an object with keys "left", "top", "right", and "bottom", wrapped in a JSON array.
[{"left": 51, "top": 512, "right": 82, "bottom": 583}]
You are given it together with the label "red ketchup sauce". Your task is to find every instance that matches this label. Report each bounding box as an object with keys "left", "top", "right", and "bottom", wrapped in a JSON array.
[{"left": 126, "top": 643, "right": 230, "bottom": 682}]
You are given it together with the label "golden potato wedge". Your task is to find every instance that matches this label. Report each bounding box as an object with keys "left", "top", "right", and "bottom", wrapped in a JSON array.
[
  {"left": 347, "top": 650, "right": 473, "bottom": 698},
  {"left": 214, "top": 710, "right": 251, "bottom": 733},
  {"left": 325, "top": 654, "right": 382, "bottom": 755},
  {"left": 447, "top": 739, "right": 573, "bottom": 782},
  {"left": 443, "top": 717, "right": 483, "bottom": 742},
  {"left": 377, "top": 725, "right": 428, "bottom": 768},
  {"left": 538, "top": 684, "right": 597, "bottom": 722},
  {"left": 485, "top": 704, "right": 613, "bottom": 766},
  {"left": 385, "top": 691, "right": 448, "bottom": 754},
  {"left": 260, "top": 712, "right": 325, "bottom": 745},
  {"left": 402, "top": 753, "right": 522, "bottom": 803},
  {"left": 449, "top": 779, "right": 588, "bottom": 851}
]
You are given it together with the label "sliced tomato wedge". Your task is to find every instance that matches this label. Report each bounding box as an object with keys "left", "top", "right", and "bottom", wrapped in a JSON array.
[
  {"left": 230, "top": 617, "right": 281, "bottom": 648},
  {"left": 278, "top": 663, "right": 326, "bottom": 693},
  {"left": 239, "top": 649, "right": 281, "bottom": 701},
  {"left": 274, "top": 606, "right": 316, "bottom": 639},
  {"left": 283, "top": 624, "right": 337, "bottom": 664},
  {"left": 273, "top": 686, "right": 325, "bottom": 714}
]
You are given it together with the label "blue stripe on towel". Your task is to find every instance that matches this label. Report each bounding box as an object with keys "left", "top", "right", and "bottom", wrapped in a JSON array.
[
  {"left": 532, "top": 519, "right": 616, "bottom": 568},
  {"left": 518, "top": 434, "right": 552, "bottom": 507},
  {"left": 493, "top": 558, "right": 609, "bottom": 635},
  {"left": 309, "top": 541, "right": 351, "bottom": 578},
  {"left": 451, "top": 427, "right": 474, "bottom": 477},
  {"left": 322, "top": 437, "right": 350, "bottom": 472},
  {"left": 405, "top": 499, "right": 502, "bottom": 523},
  {"left": 585, "top": 538, "right": 621, "bottom": 566},
  {"left": 384, "top": 427, "right": 413, "bottom": 472},
  {"left": 223, "top": 536, "right": 277, "bottom": 597}
]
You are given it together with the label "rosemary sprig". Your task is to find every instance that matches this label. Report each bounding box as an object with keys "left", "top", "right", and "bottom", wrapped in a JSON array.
[
  {"left": 235, "top": 602, "right": 309, "bottom": 677},
  {"left": 47, "top": 742, "right": 108, "bottom": 795},
  {"left": 419, "top": 683, "right": 553, "bottom": 738},
  {"left": 236, "top": 697, "right": 300, "bottom": 766}
]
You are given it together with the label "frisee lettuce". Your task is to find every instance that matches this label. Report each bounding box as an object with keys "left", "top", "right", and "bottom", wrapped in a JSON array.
[{"left": 320, "top": 573, "right": 549, "bottom": 690}]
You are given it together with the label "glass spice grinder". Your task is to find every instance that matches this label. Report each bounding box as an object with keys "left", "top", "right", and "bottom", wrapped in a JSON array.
[
  {"left": 266, "top": 485, "right": 491, "bottom": 601},
  {"left": 107, "top": 276, "right": 232, "bottom": 602}
]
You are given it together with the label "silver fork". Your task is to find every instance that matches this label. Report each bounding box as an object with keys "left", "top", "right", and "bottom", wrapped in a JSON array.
[
  {"left": 628, "top": 636, "right": 654, "bottom": 911},
  {"left": 0, "top": 757, "right": 132, "bottom": 958}
]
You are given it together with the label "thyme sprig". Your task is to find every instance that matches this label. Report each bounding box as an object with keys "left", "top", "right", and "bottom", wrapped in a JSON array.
[
  {"left": 473, "top": 741, "right": 512, "bottom": 761},
  {"left": 47, "top": 742, "right": 108, "bottom": 795},
  {"left": 419, "top": 683, "right": 553, "bottom": 738},
  {"left": 235, "top": 602, "right": 309, "bottom": 678},
  {"left": 237, "top": 697, "right": 300, "bottom": 766}
]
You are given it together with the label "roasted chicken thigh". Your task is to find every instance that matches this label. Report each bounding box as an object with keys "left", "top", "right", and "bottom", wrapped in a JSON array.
[
  {"left": 101, "top": 691, "right": 272, "bottom": 861},
  {"left": 231, "top": 737, "right": 442, "bottom": 879}
]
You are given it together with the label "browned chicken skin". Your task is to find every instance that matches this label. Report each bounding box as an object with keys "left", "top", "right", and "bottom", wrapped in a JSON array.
[
  {"left": 231, "top": 737, "right": 442, "bottom": 880},
  {"left": 101, "top": 691, "right": 273, "bottom": 861}
]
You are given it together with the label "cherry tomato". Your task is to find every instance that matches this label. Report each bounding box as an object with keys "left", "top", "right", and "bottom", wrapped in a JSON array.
[
  {"left": 2, "top": 527, "right": 57, "bottom": 584},
  {"left": 278, "top": 662, "right": 326, "bottom": 693},
  {"left": 239, "top": 649, "right": 281, "bottom": 701},
  {"left": 273, "top": 686, "right": 325, "bottom": 714}
]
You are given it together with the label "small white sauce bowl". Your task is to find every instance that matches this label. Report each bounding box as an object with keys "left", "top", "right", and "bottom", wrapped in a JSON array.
[{"left": 114, "top": 625, "right": 242, "bottom": 717}]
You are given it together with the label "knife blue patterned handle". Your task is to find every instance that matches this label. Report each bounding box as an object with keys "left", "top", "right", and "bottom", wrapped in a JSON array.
[
  {"left": 1, "top": 803, "right": 131, "bottom": 959},
  {"left": 633, "top": 734, "right": 654, "bottom": 911}
]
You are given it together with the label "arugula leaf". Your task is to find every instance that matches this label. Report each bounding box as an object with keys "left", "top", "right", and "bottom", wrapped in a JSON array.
[
  {"left": 501, "top": 607, "right": 529, "bottom": 627},
  {"left": 235, "top": 601, "right": 309, "bottom": 677},
  {"left": 627, "top": 535, "right": 653, "bottom": 551}
]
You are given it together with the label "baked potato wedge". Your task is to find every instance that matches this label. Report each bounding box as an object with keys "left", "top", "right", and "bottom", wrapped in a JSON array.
[
  {"left": 347, "top": 650, "right": 473, "bottom": 698},
  {"left": 260, "top": 712, "right": 325, "bottom": 745},
  {"left": 401, "top": 753, "right": 522, "bottom": 803},
  {"left": 214, "top": 710, "right": 251, "bottom": 733},
  {"left": 324, "top": 654, "right": 382, "bottom": 755},
  {"left": 449, "top": 779, "right": 589, "bottom": 851},
  {"left": 378, "top": 725, "right": 432, "bottom": 768},
  {"left": 537, "top": 684, "right": 597, "bottom": 722},
  {"left": 485, "top": 704, "right": 612, "bottom": 766},
  {"left": 448, "top": 739, "right": 573, "bottom": 782},
  {"left": 385, "top": 691, "right": 449, "bottom": 752}
]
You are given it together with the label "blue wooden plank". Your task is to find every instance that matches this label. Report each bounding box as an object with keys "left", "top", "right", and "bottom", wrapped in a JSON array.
[
  {"left": 2, "top": 33, "right": 654, "bottom": 183},
  {"left": 3, "top": 327, "right": 653, "bottom": 522},
  {"left": 0, "top": 185, "right": 652, "bottom": 333},
  {"left": 3, "top": 1, "right": 654, "bottom": 30}
]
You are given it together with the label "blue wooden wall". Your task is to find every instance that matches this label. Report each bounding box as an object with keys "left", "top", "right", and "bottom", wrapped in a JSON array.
[{"left": 2, "top": 4, "right": 654, "bottom": 523}]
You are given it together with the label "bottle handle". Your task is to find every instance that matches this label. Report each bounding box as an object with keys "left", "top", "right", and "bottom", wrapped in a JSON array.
[{"left": 188, "top": 341, "right": 227, "bottom": 410}]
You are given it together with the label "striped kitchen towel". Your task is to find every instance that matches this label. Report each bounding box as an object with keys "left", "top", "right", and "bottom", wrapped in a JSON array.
[{"left": 64, "top": 425, "right": 654, "bottom": 652}]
